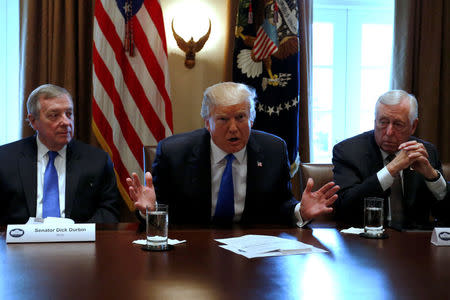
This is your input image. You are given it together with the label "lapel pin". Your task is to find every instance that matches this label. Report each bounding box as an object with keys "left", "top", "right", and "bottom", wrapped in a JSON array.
[{"left": 257, "top": 161, "right": 263, "bottom": 167}]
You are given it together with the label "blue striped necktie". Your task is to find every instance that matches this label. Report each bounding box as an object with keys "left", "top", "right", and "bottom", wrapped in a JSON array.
[
  {"left": 213, "top": 154, "right": 235, "bottom": 223},
  {"left": 43, "top": 151, "right": 60, "bottom": 218}
]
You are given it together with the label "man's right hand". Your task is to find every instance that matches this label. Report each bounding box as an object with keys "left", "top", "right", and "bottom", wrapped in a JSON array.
[
  {"left": 386, "top": 150, "right": 413, "bottom": 176},
  {"left": 126, "top": 172, "right": 156, "bottom": 215}
]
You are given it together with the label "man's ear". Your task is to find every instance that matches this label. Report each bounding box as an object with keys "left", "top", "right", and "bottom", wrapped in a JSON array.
[
  {"left": 411, "top": 118, "right": 418, "bottom": 135},
  {"left": 205, "top": 118, "right": 211, "bottom": 132},
  {"left": 28, "top": 114, "right": 36, "bottom": 130}
]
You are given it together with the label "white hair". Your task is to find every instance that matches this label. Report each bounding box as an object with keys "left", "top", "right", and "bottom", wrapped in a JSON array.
[
  {"left": 375, "top": 90, "right": 418, "bottom": 124},
  {"left": 200, "top": 82, "right": 256, "bottom": 121}
]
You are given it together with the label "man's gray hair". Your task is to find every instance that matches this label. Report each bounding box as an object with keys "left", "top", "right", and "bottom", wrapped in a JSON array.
[
  {"left": 200, "top": 82, "right": 256, "bottom": 121},
  {"left": 27, "top": 84, "right": 72, "bottom": 119},
  {"left": 375, "top": 90, "right": 418, "bottom": 124}
]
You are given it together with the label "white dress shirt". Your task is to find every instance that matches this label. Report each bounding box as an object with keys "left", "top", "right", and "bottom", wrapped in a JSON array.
[
  {"left": 36, "top": 137, "right": 67, "bottom": 218},
  {"left": 210, "top": 141, "right": 247, "bottom": 222}
]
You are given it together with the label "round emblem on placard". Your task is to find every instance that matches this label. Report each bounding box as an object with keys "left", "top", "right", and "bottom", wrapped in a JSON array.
[
  {"left": 9, "top": 228, "right": 24, "bottom": 238},
  {"left": 438, "top": 232, "right": 450, "bottom": 241}
]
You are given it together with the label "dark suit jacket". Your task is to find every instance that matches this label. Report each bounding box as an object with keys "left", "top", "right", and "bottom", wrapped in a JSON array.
[
  {"left": 151, "top": 128, "right": 299, "bottom": 226},
  {"left": 0, "top": 136, "right": 121, "bottom": 224},
  {"left": 332, "top": 130, "right": 449, "bottom": 228}
]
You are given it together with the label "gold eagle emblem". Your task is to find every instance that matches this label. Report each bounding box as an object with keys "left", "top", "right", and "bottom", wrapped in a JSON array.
[{"left": 171, "top": 19, "right": 211, "bottom": 69}]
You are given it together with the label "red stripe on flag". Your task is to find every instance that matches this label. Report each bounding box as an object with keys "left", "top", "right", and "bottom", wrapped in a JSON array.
[
  {"left": 92, "top": 99, "right": 132, "bottom": 191},
  {"left": 92, "top": 44, "right": 143, "bottom": 167},
  {"left": 144, "top": 0, "right": 168, "bottom": 55},
  {"left": 93, "top": 0, "right": 173, "bottom": 212},
  {"left": 255, "top": 37, "right": 275, "bottom": 60},
  {"left": 95, "top": 0, "right": 167, "bottom": 142},
  {"left": 133, "top": 16, "right": 173, "bottom": 131},
  {"left": 261, "top": 40, "right": 276, "bottom": 59},
  {"left": 253, "top": 26, "right": 277, "bottom": 60}
]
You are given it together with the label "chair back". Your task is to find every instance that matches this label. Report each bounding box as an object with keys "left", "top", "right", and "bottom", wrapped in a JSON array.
[
  {"left": 299, "top": 163, "right": 335, "bottom": 222},
  {"left": 143, "top": 146, "right": 157, "bottom": 173},
  {"left": 442, "top": 162, "right": 450, "bottom": 181},
  {"left": 300, "top": 163, "right": 334, "bottom": 191}
]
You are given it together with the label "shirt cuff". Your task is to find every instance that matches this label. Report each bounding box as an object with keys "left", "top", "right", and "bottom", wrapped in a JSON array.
[
  {"left": 294, "top": 202, "right": 311, "bottom": 228},
  {"left": 377, "top": 166, "right": 394, "bottom": 191},
  {"left": 425, "top": 170, "right": 447, "bottom": 200}
]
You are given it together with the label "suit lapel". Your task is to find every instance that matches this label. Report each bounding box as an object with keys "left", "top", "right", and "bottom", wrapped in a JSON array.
[
  {"left": 366, "top": 131, "right": 384, "bottom": 175},
  {"left": 65, "top": 140, "right": 79, "bottom": 218},
  {"left": 244, "top": 133, "right": 264, "bottom": 213},
  {"left": 18, "top": 136, "right": 38, "bottom": 217},
  {"left": 186, "top": 130, "right": 212, "bottom": 220},
  {"left": 365, "top": 131, "right": 391, "bottom": 202}
]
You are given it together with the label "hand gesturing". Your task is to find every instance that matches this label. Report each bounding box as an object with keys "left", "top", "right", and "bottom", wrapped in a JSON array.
[
  {"left": 126, "top": 172, "right": 156, "bottom": 215},
  {"left": 300, "top": 178, "right": 340, "bottom": 221}
]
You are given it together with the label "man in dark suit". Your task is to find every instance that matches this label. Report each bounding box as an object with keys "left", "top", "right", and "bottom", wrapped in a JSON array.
[
  {"left": 0, "top": 84, "right": 120, "bottom": 224},
  {"left": 333, "top": 90, "right": 449, "bottom": 229},
  {"left": 127, "top": 82, "right": 339, "bottom": 226}
]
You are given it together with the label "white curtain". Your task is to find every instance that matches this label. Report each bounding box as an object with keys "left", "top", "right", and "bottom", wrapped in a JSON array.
[{"left": 0, "top": 1, "right": 20, "bottom": 145}]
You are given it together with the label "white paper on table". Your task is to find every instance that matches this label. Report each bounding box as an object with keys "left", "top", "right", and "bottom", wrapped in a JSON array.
[
  {"left": 340, "top": 227, "right": 364, "bottom": 235},
  {"left": 132, "top": 239, "right": 186, "bottom": 246},
  {"left": 26, "top": 217, "right": 75, "bottom": 225},
  {"left": 215, "top": 234, "right": 326, "bottom": 258},
  {"left": 431, "top": 228, "right": 450, "bottom": 246}
]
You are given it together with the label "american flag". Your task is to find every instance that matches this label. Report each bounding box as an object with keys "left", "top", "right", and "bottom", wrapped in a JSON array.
[
  {"left": 252, "top": 19, "right": 279, "bottom": 61},
  {"left": 92, "top": 0, "right": 172, "bottom": 210},
  {"left": 233, "top": 0, "right": 300, "bottom": 176}
]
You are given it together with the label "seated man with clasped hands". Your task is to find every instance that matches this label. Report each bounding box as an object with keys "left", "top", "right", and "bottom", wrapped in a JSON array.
[
  {"left": 332, "top": 90, "right": 449, "bottom": 229},
  {"left": 127, "top": 82, "right": 339, "bottom": 226}
]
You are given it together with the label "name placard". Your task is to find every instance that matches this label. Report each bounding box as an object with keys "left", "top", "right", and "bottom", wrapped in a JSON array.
[
  {"left": 6, "top": 223, "right": 95, "bottom": 243},
  {"left": 431, "top": 227, "right": 450, "bottom": 246}
]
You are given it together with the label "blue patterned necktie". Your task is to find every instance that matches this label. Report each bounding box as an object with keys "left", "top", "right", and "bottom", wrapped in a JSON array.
[
  {"left": 43, "top": 151, "right": 60, "bottom": 218},
  {"left": 213, "top": 154, "right": 235, "bottom": 223}
]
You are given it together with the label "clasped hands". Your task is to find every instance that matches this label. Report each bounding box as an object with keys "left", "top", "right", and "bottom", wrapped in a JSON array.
[{"left": 386, "top": 140, "right": 438, "bottom": 180}]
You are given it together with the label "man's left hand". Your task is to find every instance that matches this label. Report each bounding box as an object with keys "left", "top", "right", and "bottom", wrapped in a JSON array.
[{"left": 300, "top": 178, "right": 340, "bottom": 221}]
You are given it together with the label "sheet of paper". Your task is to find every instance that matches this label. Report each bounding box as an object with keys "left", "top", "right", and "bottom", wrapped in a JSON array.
[
  {"left": 340, "top": 227, "right": 364, "bottom": 235},
  {"left": 132, "top": 239, "right": 186, "bottom": 246},
  {"left": 215, "top": 234, "right": 326, "bottom": 258},
  {"left": 26, "top": 217, "right": 75, "bottom": 225}
]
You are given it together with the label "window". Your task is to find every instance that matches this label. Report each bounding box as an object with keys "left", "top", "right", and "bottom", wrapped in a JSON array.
[
  {"left": 0, "top": 1, "right": 20, "bottom": 145},
  {"left": 311, "top": 0, "right": 394, "bottom": 162}
]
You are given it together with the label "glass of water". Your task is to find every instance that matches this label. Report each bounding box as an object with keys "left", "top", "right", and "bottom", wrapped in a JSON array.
[
  {"left": 364, "top": 197, "right": 384, "bottom": 237},
  {"left": 146, "top": 204, "right": 168, "bottom": 250}
]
